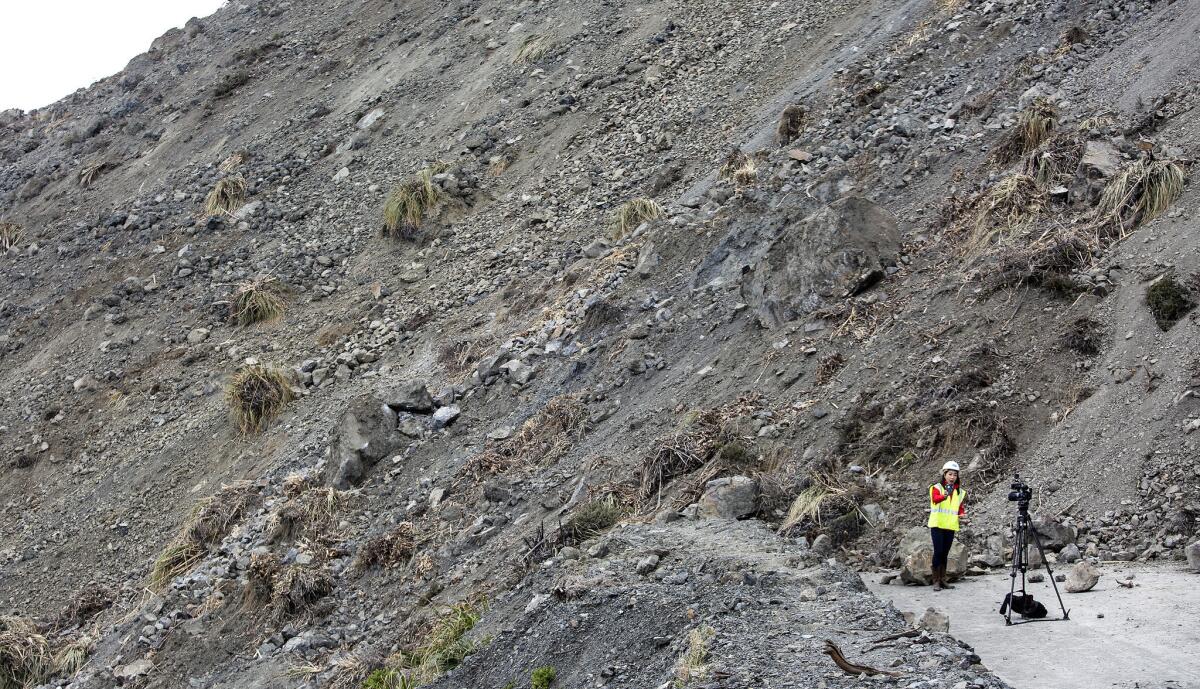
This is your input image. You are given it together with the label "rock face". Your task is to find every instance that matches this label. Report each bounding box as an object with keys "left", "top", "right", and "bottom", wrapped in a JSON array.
[
  {"left": 328, "top": 396, "right": 406, "bottom": 488},
  {"left": 738, "top": 196, "right": 901, "bottom": 328},
  {"left": 696, "top": 476, "right": 759, "bottom": 519},
  {"left": 899, "top": 526, "right": 969, "bottom": 585},
  {"left": 1065, "top": 561, "right": 1101, "bottom": 593}
]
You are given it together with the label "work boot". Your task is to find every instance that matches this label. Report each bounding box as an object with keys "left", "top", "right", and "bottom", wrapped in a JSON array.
[
  {"left": 941, "top": 566, "right": 956, "bottom": 589},
  {"left": 931, "top": 568, "right": 943, "bottom": 591}
]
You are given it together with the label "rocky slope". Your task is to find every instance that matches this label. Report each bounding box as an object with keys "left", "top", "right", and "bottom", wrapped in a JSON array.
[{"left": 1, "top": 0, "right": 1198, "bottom": 687}]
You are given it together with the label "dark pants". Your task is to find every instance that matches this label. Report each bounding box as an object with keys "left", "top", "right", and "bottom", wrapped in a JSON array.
[{"left": 930, "top": 527, "right": 955, "bottom": 569}]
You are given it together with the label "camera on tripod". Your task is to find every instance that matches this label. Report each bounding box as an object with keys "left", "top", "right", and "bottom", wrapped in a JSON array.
[{"left": 1007, "top": 474, "right": 1032, "bottom": 505}]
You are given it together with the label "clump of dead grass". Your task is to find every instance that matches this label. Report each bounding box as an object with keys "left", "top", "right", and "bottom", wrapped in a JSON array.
[
  {"left": 513, "top": 34, "right": 552, "bottom": 64},
  {"left": 964, "top": 174, "right": 1045, "bottom": 257},
  {"left": 464, "top": 395, "right": 587, "bottom": 478},
  {"left": 269, "top": 564, "right": 334, "bottom": 623},
  {"left": 776, "top": 104, "right": 805, "bottom": 145},
  {"left": 266, "top": 485, "right": 349, "bottom": 544},
  {"left": 227, "top": 364, "right": 294, "bottom": 434},
  {"left": 1062, "top": 317, "right": 1104, "bottom": 356},
  {"left": 993, "top": 99, "right": 1057, "bottom": 164},
  {"left": 354, "top": 522, "right": 417, "bottom": 572},
  {"left": 205, "top": 174, "right": 247, "bottom": 216},
  {"left": 150, "top": 481, "right": 258, "bottom": 590},
  {"left": 242, "top": 551, "right": 282, "bottom": 610},
  {"left": 0, "top": 616, "right": 51, "bottom": 689},
  {"left": 675, "top": 625, "right": 716, "bottom": 687},
  {"left": 0, "top": 222, "right": 25, "bottom": 252},
  {"left": 230, "top": 276, "right": 287, "bottom": 326},
  {"left": 78, "top": 161, "right": 108, "bottom": 188},
  {"left": 559, "top": 495, "right": 627, "bottom": 546},
  {"left": 815, "top": 352, "right": 846, "bottom": 386},
  {"left": 992, "top": 232, "right": 1091, "bottom": 292},
  {"left": 1096, "top": 159, "right": 1185, "bottom": 232},
  {"left": 382, "top": 163, "right": 449, "bottom": 239},
  {"left": 610, "top": 198, "right": 663, "bottom": 240}
]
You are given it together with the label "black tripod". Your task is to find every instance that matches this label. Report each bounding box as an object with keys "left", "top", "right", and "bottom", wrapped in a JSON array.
[{"left": 1005, "top": 499, "right": 1070, "bottom": 625}]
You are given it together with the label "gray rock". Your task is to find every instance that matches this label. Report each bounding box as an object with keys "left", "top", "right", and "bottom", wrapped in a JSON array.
[
  {"left": 387, "top": 381, "right": 435, "bottom": 413},
  {"left": 1066, "top": 561, "right": 1101, "bottom": 593},
  {"left": 500, "top": 359, "right": 537, "bottom": 385},
  {"left": 636, "top": 242, "right": 660, "bottom": 278},
  {"left": 919, "top": 607, "right": 949, "bottom": 633},
  {"left": 1059, "top": 543, "right": 1081, "bottom": 564},
  {"left": 635, "top": 554, "right": 660, "bottom": 575},
  {"left": 432, "top": 406, "right": 461, "bottom": 429},
  {"left": 696, "top": 476, "right": 759, "bottom": 519},
  {"left": 186, "top": 327, "right": 209, "bottom": 344},
  {"left": 328, "top": 397, "right": 405, "bottom": 488},
  {"left": 1033, "top": 516, "right": 1077, "bottom": 551},
  {"left": 810, "top": 534, "right": 833, "bottom": 556},
  {"left": 1185, "top": 541, "right": 1200, "bottom": 572},
  {"left": 899, "top": 526, "right": 968, "bottom": 585}
]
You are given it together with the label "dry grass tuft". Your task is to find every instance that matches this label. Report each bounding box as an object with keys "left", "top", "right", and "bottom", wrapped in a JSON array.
[
  {"left": 464, "top": 395, "right": 587, "bottom": 478},
  {"left": 513, "top": 34, "right": 552, "bottom": 64},
  {"left": 610, "top": 197, "right": 664, "bottom": 240},
  {"left": 964, "top": 174, "right": 1045, "bottom": 258},
  {"left": 776, "top": 104, "right": 805, "bottom": 145},
  {"left": 205, "top": 175, "right": 247, "bottom": 216},
  {"left": 219, "top": 151, "right": 247, "bottom": 173},
  {"left": 560, "top": 495, "right": 627, "bottom": 546},
  {"left": 78, "top": 161, "right": 108, "bottom": 187},
  {"left": 150, "top": 482, "right": 258, "bottom": 589},
  {"left": 815, "top": 352, "right": 845, "bottom": 386},
  {"left": 382, "top": 163, "right": 449, "bottom": 239},
  {"left": 230, "top": 276, "right": 287, "bottom": 326},
  {"left": 1062, "top": 317, "right": 1103, "bottom": 356},
  {"left": 392, "top": 601, "right": 484, "bottom": 686},
  {"left": 0, "top": 222, "right": 25, "bottom": 252},
  {"left": 993, "top": 233, "right": 1091, "bottom": 292},
  {"left": 269, "top": 564, "right": 334, "bottom": 622},
  {"left": 266, "top": 486, "right": 348, "bottom": 544},
  {"left": 675, "top": 625, "right": 716, "bottom": 686},
  {"left": 0, "top": 616, "right": 51, "bottom": 689},
  {"left": 1097, "top": 159, "right": 1185, "bottom": 231},
  {"left": 993, "top": 99, "right": 1056, "bottom": 164},
  {"left": 243, "top": 551, "right": 282, "bottom": 610},
  {"left": 354, "top": 522, "right": 417, "bottom": 572},
  {"left": 227, "top": 364, "right": 294, "bottom": 434}
]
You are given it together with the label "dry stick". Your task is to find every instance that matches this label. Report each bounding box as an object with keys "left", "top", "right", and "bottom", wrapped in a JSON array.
[{"left": 823, "top": 640, "right": 902, "bottom": 677}]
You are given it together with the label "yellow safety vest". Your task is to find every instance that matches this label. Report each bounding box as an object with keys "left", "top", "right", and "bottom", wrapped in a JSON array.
[{"left": 927, "top": 484, "right": 965, "bottom": 531}]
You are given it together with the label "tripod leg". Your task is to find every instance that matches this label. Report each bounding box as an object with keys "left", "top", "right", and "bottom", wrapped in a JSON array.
[
  {"left": 1028, "top": 524, "right": 1070, "bottom": 620},
  {"left": 1006, "top": 518, "right": 1022, "bottom": 625}
]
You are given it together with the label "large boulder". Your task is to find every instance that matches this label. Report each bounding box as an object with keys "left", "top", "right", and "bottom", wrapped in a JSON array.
[
  {"left": 1032, "top": 516, "right": 1077, "bottom": 552},
  {"left": 739, "top": 196, "right": 901, "bottom": 328},
  {"left": 328, "top": 397, "right": 405, "bottom": 488},
  {"left": 1065, "top": 561, "right": 1101, "bottom": 593},
  {"left": 697, "top": 476, "right": 759, "bottom": 519},
  {"left": 1185, "top": 541, "right": 1200, "bottom": 572},
  {"left": 899, "top": 526, "right": 969, "bottom": 585},
  {"left": 386, "top": 380, "right": 434, "bottom": 413}
]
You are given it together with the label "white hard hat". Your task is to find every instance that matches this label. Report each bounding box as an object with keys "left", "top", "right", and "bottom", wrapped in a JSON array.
[{"left": 941, "top": 461, "right": 961, "bottom": 472}]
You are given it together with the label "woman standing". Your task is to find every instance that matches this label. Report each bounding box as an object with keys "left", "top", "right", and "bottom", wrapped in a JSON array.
[{"left": 927, "top": 461, "right": 965, "bottom": 591}]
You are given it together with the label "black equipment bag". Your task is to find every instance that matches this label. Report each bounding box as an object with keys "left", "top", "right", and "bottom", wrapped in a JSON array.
[{"left": 1000, "top": 592, "right": 1048, "bottom": 619}]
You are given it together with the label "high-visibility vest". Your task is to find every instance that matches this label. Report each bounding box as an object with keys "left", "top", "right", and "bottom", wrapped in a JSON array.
[{"left": 927, "top": 484, "right": 965, "bottom": 531}]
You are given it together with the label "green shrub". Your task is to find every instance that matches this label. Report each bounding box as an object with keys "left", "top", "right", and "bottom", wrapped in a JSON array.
[
  {"left": 561, "top": 496, "right": 626, "bottom": 546},
  {"left": 531, "top": 666, "right": 557, "bottom": 689},
  {"left": 1146, "top": 276, "right": 1195, "bottom": 330},
  {"left": 382, "top": 163, "right": 449, "bottom": 239}
]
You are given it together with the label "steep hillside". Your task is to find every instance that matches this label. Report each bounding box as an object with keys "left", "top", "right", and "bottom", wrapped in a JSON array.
[{"left": 0, "top": 0, "right": 1197, "bottom": 687}]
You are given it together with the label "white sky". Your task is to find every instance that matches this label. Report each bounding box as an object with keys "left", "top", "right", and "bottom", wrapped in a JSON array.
[{"left": 0, "top": 0, "right": 227, "bottom": 112}]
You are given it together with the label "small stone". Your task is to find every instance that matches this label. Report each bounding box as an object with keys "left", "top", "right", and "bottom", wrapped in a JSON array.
[
  {"left": 432, "top": 406, "right": 460, "bottom": 429},
  {"left": 187, "top": 328, "right": 210, "bottom": 345},
  {"left": 1066, "top": 561, "right": 1101, "bottom": 593},
  {"left": 636, "top": 554, "right": 660, "bottom": 575}
]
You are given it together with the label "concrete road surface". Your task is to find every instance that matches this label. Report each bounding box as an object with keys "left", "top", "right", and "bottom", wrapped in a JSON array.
[{"left": 867, "top": 562, "right": 1200, "bottom": 689}]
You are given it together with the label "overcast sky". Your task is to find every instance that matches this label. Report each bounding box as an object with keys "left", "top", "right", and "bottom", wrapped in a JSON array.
[{"left": 0, "top": 0, "right": 226, "bottom": 112}]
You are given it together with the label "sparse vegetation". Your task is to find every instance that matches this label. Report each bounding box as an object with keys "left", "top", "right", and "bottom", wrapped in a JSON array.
[
  {"left": 383, "top": 163, "right": 449, "bottom": 239},
  {"left": 514, "top": 34, "right": 552, "bottom": 64},
  {"left": 675, "top": 625, "right": 716, "bottom": 687},
  {"left": 150, "top": 482, "right": 258, "bottom": 589},
  {"left": 965, "top": 174, "right": 1045, "bottom": 257},
  {"left": 392, "top": 602, "right": 484, "bottom": 686},
  {"left": 531, "top": 666, "right": 557, "bottom": 689},
  {"left": 815, "top": 352, "right": 846, "bottom": 385},
  {"left": 776, "top": 104, "right": 805, "bottom": 145},
  {"left": 0, "top": 222, "right": 24, "bottom": 252},
  {"left": 1146, "top": 275, "right": 1195, "bottom": 331},
  {"left": 354, "top": 522, "right": 417, "bottom": 571},
  {"left": 994, "top": 99, "right": 1057, "bottom": 163},
  {"left": 0, "top": 617, "right": 86, "bottom": 689},
  {"left": 230, "top": 276, "right": 287, "bottom": 326},
  {"left": 270, "top": 564, "right": 335, "bottom": 622},
  {"left": 227, "top": 364, "right": 294, "bottom": 434},
  {"left": 465, "top": 395, "right": 587, "bottom": 478},
  {"left": 610, "top": 198, "right": 663, "bottom": 240},
  {"left": 266, "top": 484, "right": 348, "bottom": 543},
  {"left": 213, "top": 68, "right": 252, "bottom": 100},
  {"left": 560, "top": 495, "right": 627, "bottom": 546},
  {"left": 78, "top": 161, "right": 108, "bottom": 187},
  {"left": 363, "top": 668, "right": 412, "bottom": 689},
  {"left": 243, "top": 551, "right": 282, "bottom": 609},
  {"left": 1062, "top": 317, "right": 1104, "bottom": 355},
  {"left": 993, "top": 233, "right": 1091, "bottom": 292},
  {"left": 1097, "top": 159, "right": 1185, "bottom": 231},
  {"left": 205, "top": 174, "right": 247, "bottom": 216}
]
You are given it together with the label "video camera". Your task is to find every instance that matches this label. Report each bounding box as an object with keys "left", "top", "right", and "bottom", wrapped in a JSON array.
[{"left": 1007, "top": 474, "right": 1032, "bottom": 505}]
